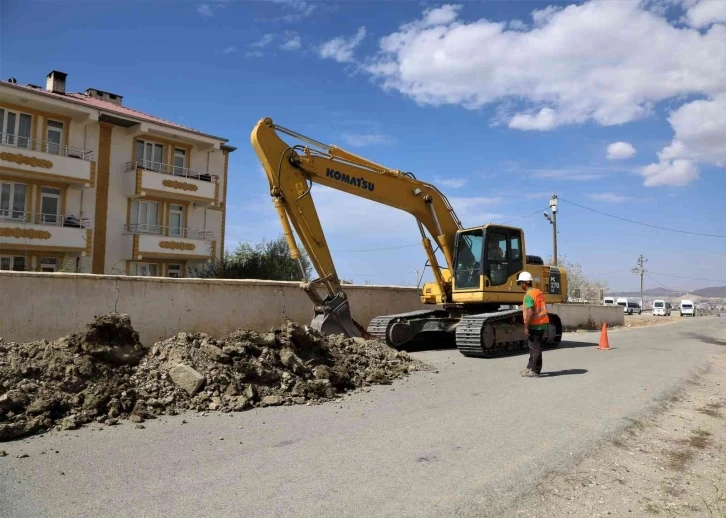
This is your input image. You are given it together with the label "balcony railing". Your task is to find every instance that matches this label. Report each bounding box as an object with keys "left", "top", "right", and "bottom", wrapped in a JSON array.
[
  {"left": 0, "top": 211, "right": 90, "bottom": 228},
  {"left": 0, "top": 133, "right": 94, "bottom": 161},
  {"left": 123, "top": 223, "right": 214, "bottom": 240},
  {"left": 125, "top": 160, "right": 218, "bottom": 183}
]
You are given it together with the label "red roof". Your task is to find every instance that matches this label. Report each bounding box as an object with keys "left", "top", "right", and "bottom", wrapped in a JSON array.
[{"left": 1, "top": 80, "right": 228, "bottom": 142}]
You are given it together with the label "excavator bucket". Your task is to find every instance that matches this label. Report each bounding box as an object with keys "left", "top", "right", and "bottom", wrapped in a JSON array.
[{"left": 310, "top": 292, "right": 362, "bottom": 338}]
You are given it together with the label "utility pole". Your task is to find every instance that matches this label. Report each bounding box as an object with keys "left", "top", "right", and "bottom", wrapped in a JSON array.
[
  {"left": 633, "top": 254, "right": 648, "bottom": 308},
  {"left": 543, "top": 194, "right": 558, "bottom": 266}
]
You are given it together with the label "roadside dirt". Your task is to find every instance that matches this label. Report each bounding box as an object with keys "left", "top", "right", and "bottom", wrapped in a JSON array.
[
  {"left": 620, "top": 313, "right": 692, "bottom": 329},
  {"left": 0, "top": 313, "right": 430, "bottom": 442},
  {"left": 506, "top": 352, "right": 726, "bottom": 517}
]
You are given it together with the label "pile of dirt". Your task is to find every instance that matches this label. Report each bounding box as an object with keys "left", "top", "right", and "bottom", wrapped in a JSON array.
[{"left": 0, "top": 313, "right": 428, "bottom": 441}]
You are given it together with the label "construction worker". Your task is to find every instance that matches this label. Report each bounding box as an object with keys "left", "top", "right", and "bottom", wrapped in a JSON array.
[{"left": 517, "top": 271, "right": 549, "bottom": 378}]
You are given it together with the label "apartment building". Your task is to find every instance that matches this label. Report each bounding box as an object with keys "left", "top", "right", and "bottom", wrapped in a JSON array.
[{"left": 0, "top": 70, "right": 234, "bottom": 277}]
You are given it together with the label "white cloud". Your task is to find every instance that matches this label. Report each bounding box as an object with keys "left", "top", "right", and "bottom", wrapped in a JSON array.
[
  {"left": 587, "top": 192, "right": 630, "bottom": 203},
  {"left": 245, "top": 50, "right": 264, "bottom": 59},
  {"left": 508, "top": 19, "right": 528, "bottom": 31},
  {"left": 341, "top": 132, "right": 392, "bottom": 147},
  {"left": 222, "top": 46, "right": 236, "bottom": 54},
  {"left": 509, "top": 108, "right": 557, "bottom": 131},
  {"left": 660, "top": 94, "right": 726, "bottom": 166},
  {"left": 251, "top": 34, "right": 276, "bottom": 48},
  {"left": 641, "top": 93, "right": 726, "bottom": 186},
  {"left": 606, "top": 141, "right": 637, "bottom": 160},
  {"left": 197, "top": 4, "right": 213, "bottom": 17},
  {"left": 641, "top": 159, "right": 699, "bottom": 187},
  {"left": 361, "top": 1, "right": 726, "bottom": 130},
  {"left": 434, "top": 176, "right": 468, "bottom": 188},
  {"left": 280, "top": 35, "right": 302, "bottom": 51},
  {"left": 319, "top": 26, "right": 367, "bottom": 63},
  {"left": 421, "top": 4, "right": 461, "bottom": 26},
  {"left": 685, "top": 0, "right": 726, "bottom": 28},
  {"left": 264, "top": 0, "right": 316, "bottom": 22}
]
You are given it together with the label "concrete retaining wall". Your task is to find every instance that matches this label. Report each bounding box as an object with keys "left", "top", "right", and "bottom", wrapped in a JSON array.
[
  {"left": 0, "top": 271, "right": 426, "bottom": 345},
  {"left": 0, "top": 272, "right": 623, "bottom": 346},
  {"left": 550, "top": 304, "right": 624, "bottom": 328}
]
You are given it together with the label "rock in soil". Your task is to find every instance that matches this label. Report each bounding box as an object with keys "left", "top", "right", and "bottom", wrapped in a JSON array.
[{"left": 0, "top": 313, "right": 429, "bottom": 442}]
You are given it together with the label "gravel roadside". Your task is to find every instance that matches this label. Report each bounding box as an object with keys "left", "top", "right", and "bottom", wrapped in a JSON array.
[{"left": 505, "top": 346, "right": 726, "bottom": 517}]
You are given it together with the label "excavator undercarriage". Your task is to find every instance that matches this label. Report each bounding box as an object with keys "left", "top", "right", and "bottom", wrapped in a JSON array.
[{"left": 367, "top": 307, "right": 562, "bottom": 358}]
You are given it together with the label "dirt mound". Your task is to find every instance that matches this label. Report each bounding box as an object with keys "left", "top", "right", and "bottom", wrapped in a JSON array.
[{"left": 0, "top": 314, "right": 428, "bottom": 441}]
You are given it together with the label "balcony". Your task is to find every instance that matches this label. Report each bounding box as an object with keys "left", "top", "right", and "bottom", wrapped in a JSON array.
[
  {"left": 0, "top": 212, "right": 92, "bottom": 254},
  {"left": 125, "top": 160, "right": 218, "bottom": 205},
  {"left": 0, "top": 134, "right": 94, "bottom": 187},
  {"left": 123, "top": 224, "right": 215, "bottom": 260}
]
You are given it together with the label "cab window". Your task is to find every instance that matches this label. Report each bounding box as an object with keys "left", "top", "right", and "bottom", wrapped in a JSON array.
[
  {"left": 484, "top": 227, "right": 524, "bottom": 287},
  {"left": 454, "top": 229, "right": 483, "bottom": 289}
]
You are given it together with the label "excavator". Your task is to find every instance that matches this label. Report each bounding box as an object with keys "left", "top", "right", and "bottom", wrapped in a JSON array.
[{"left": 250, "top": 118, "right": 568, "bottom": 358}]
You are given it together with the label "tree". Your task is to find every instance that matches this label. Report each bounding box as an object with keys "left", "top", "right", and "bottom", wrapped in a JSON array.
[
  {"left": 546, "top": 254, "right": 608, "bottom": 304},
  {"left": 190, "top": 235, "right": 313, "bottom": 281}
]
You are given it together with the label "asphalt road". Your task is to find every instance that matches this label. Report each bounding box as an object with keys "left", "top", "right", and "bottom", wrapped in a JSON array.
[{"left": 2, "top": 317, "right": 725, "bottom": 518}]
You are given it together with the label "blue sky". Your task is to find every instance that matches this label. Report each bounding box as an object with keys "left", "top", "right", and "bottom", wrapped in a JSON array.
[{"left": 2, "top": 0, "right": 725, "bottom": 291}]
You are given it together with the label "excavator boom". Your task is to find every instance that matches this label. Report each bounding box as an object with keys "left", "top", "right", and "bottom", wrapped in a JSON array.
[{"left": 251, "top": 118, "right": 462, "bottom": 336}]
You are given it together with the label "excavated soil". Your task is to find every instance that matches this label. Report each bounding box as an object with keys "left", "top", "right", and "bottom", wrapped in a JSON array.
[{"left": 0, "top": 313, "right": 429, "bottom": 442}]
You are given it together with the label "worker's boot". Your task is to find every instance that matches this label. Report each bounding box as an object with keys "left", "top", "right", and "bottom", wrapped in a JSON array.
[
  {"left": 520, "top": 369, "right": 533, "bottom": 377},
  {"left": 521, "top": 370, "right": 540, "bottom": 378}
]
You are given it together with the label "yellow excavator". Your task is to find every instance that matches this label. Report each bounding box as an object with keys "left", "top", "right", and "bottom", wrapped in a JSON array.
[{"left": 251, "top": 118, "right": 568, "bottom": 358}]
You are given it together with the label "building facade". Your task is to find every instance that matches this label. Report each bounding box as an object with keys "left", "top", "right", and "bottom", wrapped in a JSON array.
[{"left": 0, "top": 70, "right": 234, "bottom": 277}]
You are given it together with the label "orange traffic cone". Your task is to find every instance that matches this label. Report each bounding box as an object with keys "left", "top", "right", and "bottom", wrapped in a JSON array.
[{"left": 598, "top": 322, "right": 610, "bottom": 350}]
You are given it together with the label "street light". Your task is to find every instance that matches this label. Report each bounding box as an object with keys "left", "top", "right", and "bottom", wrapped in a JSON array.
[{"left": 543, "top": 194, "right": 558, "bottom": 266}]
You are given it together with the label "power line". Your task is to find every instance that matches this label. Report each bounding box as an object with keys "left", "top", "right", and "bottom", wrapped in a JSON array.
[
  {"left": 648, "top": 271, "right": 726, "bottom": 284},
  {"left": 560, "top": 198, "right": 726, "bottom": 238},
  {"left": 646, "top": 274, "right": 679, "bottom": 292},
  {"left": 501, "top": 207, "right": 550, "bottom": 224}
]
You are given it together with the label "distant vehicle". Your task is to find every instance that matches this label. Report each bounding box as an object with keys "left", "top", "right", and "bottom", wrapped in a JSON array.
[
  {"left": 617, "top": 297, "right": 642, "bottom": 315},
  {"left": 653, "top": 300, "right": 672, "bottom": 316},
  {"left": 603, "top": 296, "right": 616, "bottom": 306},
  {"left": 680, "top": 300, "right": 696, "bottom": 317}
]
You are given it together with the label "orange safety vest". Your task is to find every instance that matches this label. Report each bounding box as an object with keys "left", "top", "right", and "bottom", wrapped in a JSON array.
[{"left": 525, "top": 288, "right": 550, "bottom": 326}]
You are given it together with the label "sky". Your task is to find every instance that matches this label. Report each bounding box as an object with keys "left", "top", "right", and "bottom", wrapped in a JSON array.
[{"left": 2, "top": 0, "right": 725, "bottom": 292}]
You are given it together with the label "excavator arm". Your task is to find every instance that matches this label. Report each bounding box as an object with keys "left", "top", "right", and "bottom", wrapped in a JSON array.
[{"left": 250, "top": 117, "right": 462, "bottom": 336}]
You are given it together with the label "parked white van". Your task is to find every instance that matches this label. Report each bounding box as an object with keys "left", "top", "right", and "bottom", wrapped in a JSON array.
[
  {"left": 653, "top": 300, "right": 671, "bottom": 316},
  {"left": 617, "top": 297, "right": 642, "bottom": 315},
  {"left": 603, "top": 297, "right": 616, "bottom": 306},
  {"left": 680, "top": 300, "right": 696, "bottom": 317}
]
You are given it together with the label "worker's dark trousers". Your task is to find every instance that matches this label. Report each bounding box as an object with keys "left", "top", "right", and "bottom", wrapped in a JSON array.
[{"left": 526, "top": 328, "right": 545, "bottom": 374}]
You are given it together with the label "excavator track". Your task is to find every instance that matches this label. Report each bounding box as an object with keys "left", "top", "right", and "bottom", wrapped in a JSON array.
[
  {"left": 367, "top": 309, "right": 447, "bottom": 344},
  {"left": 455, "top": 309, "right": 561, "bottom": 358}
]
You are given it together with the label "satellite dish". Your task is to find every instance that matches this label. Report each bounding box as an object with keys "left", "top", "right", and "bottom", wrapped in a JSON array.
[{"left": 8, "top": 77, "right": 17, "bottom": 84}]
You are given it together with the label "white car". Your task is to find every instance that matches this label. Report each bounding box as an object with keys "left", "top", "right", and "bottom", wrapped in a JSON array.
[
  {"left": 653, "top": 300, "right": 671, "bottom": 316},
  {"left": 680, "top": 300, "right": 696, "bottom": 317}
]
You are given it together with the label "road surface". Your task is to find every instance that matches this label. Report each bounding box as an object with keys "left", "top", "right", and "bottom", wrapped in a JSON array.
[{"left": 1, "top": 317, "right": 724, "bottom": 517}]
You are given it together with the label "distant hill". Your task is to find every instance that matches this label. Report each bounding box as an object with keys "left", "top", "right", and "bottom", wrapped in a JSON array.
[
  {"left": 606, "top": 285, "right": 726, "bottom": 300},
  {"left": 692, "top": 286, "right": 726, "bottom": 298}
]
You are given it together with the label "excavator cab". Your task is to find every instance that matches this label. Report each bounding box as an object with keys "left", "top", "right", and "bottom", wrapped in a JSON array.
[{"left": 452, "top": 225, "right": 526, "bottom": 298}]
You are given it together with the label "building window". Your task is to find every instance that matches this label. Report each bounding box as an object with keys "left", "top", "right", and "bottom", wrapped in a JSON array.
[
  {"left": 173, "top": 148, "right": 186, "bottom": 176},
  {"left": 136, "top": 139, "right": 164, "bottom": 172},
  {"left": 40, "top": 186, "right": 61, "bottom": 225},
  {"left": 167, "top": 264, "right": 182, "bottom": 278},
  {"left": 46, "top": 120, "right": 64, "bottom": 155},
  {"left": 39, "top": 257, "right": 58, "bottom": 272},
  {"left": 129, "top": 200, "right": 160, "bottom": 234},
  {"left": 0, "top": 181, "right": 27, "bottom": 220},
  {"left": 0, "top": 255, "right": 26, "bottom": 271},
  {"left": 0, "top": 108, "right": 32, "bottom": 149},
  {"left": 169, "top": 204, "right": 184, "bottom": 236},
  {"left": 129, "top": 262, "right": 159, "bottom": 277}
]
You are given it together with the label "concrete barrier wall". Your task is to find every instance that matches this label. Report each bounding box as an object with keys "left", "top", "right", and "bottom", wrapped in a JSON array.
[
  {"left": 549, "top": 304, "right": 624, "bottom": 328},
  {"left": 0, "top": 272, "right": 623, "bottom": 346},
  {"left": 0, "top": 271, "right": 426, "bottom": 345}
]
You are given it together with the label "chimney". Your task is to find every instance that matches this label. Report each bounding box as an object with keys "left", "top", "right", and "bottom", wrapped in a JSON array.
[
  {"left": 85, "top": 88, "right": 123, "bottom": 106},
  {"left": 46, "top": 70, "right": 67, "bottom": 94}
]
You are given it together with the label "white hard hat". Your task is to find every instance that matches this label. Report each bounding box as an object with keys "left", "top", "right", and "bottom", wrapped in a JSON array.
[{"left": 517, "top": 271, "right": 533, "bottom": 283}]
